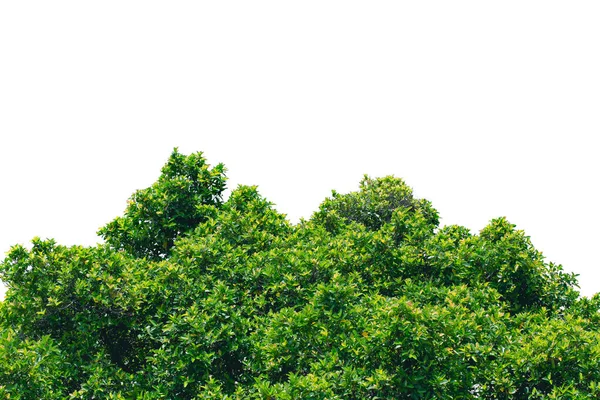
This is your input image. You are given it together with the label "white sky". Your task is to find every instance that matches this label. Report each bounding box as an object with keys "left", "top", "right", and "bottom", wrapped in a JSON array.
[{"left": 1, "top": 2, "right": 599, "bottom": 300}]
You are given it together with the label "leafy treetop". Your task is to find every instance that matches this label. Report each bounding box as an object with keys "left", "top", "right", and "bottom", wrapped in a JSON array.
[
  {"left": 0, "top": 149, "right": 598, "bottom": 399},
  {"left": 98, "top": 149, "right": 227, "bottom": 260}
]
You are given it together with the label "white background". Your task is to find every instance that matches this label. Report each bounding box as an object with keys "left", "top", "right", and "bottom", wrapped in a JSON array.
[{"left": 1, "top": 2, "right": 599, "bottom": 299}]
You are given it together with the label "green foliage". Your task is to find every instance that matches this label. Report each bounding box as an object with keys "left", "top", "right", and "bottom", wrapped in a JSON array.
[
  {"left": 98, "top": 149, "right": 226, "bottom": 260},
  {"left": 312, "top": 175, "right": 439, "bottom": 233},
  {"left": 0, "top": 329, "right": 67, "bottom": 400},
  {"left": 1, "top": 149, "right": 598, "bottom": 399}
]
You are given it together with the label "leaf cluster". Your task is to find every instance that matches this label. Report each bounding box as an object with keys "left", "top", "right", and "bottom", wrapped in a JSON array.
[{"left": 1, "top": 150, "right": 598, "bottom": 399}]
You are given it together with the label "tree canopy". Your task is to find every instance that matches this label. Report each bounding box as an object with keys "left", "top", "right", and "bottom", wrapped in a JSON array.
[{"left": 1, "top": 149, "right": 599, "bottom": 399}]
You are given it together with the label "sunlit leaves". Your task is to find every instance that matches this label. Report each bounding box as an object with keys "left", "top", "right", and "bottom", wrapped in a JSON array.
[
  {"left": 1, "top": 150, "right": 598, "bottom": 398},
  {"left": 98, "top": 149, "right": 227, "bottom": 260}
]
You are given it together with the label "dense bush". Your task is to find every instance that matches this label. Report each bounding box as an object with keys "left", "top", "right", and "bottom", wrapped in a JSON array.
[{"left": 1, "top": 149, "right": 598, "bottom": 399}]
